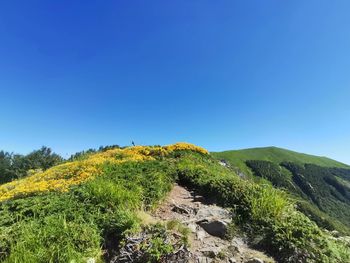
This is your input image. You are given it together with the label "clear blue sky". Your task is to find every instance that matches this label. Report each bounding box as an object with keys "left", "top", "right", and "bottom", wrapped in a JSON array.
[{"left": 0, "top": 1, "right": 349, "bottom": 164}]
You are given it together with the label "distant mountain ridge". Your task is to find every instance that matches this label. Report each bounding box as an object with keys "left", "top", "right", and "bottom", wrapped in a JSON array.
[{"left": 212, "top": 146, "right": 349, "bottom": 177}]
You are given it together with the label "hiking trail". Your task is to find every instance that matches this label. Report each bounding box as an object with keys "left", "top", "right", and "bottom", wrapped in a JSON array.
[{"left": 154, "top": 184, "right": 275, "bottom": 263}]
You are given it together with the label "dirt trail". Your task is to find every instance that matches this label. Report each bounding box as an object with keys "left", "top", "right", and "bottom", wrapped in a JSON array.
[{"left": 154, "top": 184, "right": 275, "bottom": 263}]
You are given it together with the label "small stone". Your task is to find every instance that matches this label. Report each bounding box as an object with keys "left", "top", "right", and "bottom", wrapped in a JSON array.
[
  {"left": 172, "top": 204, "right": 191, "bottom": 214},
  {"left": 228, "top": 244, "right": 241, "bottom": 254},
  {"left": 229, "top": 258, "right": 237, "bottom": 263},
  {"left": 196, "top": 229, "right": 206, "bottom": 241},
  {"left": 188, "top": 223, "right": 197, "bottom": 232},
  {"left": 200, "top": 247, "right": 221, "bottom": 258}
]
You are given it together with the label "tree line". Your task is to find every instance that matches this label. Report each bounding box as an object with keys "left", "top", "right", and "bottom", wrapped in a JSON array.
[
  {"left": 0, "top": 147, "right": 63, "bottom": 184},
  {"left": 0, "top": 144, "right": 124, "bottom": 184}
]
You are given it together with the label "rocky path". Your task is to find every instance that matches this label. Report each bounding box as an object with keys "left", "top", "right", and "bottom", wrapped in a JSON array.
[{"left": 154, "top": 184, "right": 275, "bottom": 263}]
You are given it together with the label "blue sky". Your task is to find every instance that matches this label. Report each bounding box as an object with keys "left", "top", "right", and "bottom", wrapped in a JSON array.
[{"left": 0, "top": 1, "right": 349, "bottom": 163}]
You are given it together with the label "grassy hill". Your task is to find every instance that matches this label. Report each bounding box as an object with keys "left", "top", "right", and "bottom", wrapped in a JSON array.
[
  {"left": 0, "top": 143, "right": 349, "bottom": 263},
  {"left": 213, "top": 146, "right": 350, "bottom": 234},
  {"left": 212, "top": 146, "right": 349, "bottom": 177}
]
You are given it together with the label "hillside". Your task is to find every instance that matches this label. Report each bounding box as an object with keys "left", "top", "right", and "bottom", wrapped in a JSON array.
[
  {"left": 0, "top": 143, "right": 349, "bottom": 263},
  {"left": 213, "top": 146, "right": 350, "bottom": 234},
  {"left": 212, "top": 146, "right": 349, "bottom": 176}
]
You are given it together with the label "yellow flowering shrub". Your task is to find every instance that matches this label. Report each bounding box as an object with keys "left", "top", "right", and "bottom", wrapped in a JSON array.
[
  {"left": 164, "top": 142, "right": 209, "bottom": 155},
  {"left": 0, "top": 143, "right": 207, "bottom": 202}
]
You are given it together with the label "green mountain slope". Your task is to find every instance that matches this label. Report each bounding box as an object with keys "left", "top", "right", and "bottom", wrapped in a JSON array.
[
  {"left": 212, "top": 146, "right": 349, "bottom": 176},
  {"left": 212, "top": 146, "right": 350, "bottom": 234}
]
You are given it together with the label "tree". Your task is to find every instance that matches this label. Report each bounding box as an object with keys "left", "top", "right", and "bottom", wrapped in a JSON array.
[
  {"left": 0, "top": 151, "right": 14, "bottom": 184},
  {"left": 0, "top": 147, "right": 63, "bottom": 184},
  {"left": 25, "top": 146, "right": 63, "bottom": 171}
]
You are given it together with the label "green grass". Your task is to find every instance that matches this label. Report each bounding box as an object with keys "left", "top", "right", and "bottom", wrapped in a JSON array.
[
  {"left": 212, "top": 146, "right": 349, "bottom": 177},
  {"left": 3, "top": 215, "right": 102, "bottom": 263}
]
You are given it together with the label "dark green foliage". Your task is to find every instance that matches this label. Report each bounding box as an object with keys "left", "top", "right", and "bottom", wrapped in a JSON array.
[
  {"left": 24, "top": 146, "right": 63, "bottom": 171},
  {"left": 324, "top": 175, "right": 350, "bottom": 199},
  {"left": 0, "top": 147, "right": 63, "bottom": 184},
  {"left": 98, "top": 144, "right": 122, "bottom": 152},
  {"left": 68, "top": 148, "right": 97, "bottom": 161},
  {"left": 281, "top": 162, "right": 350, "bottom": 228},
  {"left": 246, "top": 160, "right": 292, "bottom": 189},
  {"left": 0, "top": 151, "right": 14, "bottom": 184},
  {"left": 296, "top": 201, "right": 350, "bottom": 235}
]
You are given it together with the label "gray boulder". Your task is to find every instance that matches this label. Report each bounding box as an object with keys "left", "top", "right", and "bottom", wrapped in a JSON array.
[
  {"left": 197, "top": 219, "right": 229, "bottom": 238},
  {"left": 196, "top": 206, "right": 231, "bottom": 220},
  {"left": 195, "top": 206, "right": 232, "bottom": 238}
]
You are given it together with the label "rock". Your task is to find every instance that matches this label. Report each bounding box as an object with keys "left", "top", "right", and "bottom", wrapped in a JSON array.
[
  {"left": 172, "top": 204, "right": 191, "bottom": 214},
  {"left": 199, "top": 245, "right": 228, "bottom": 261},
  {"left": 195, "top": 206, "right": 232, "bottom": 238},
  {"left": 196, "top": 229, "right": 206, "bottom": 241},
  {"left": 229, "top": 238, "right": 244, "bottom": 254},
  {"left": 228, "top": 244, "right": 241, "bottom": 255},
  {"left": 164, "top": 247, "right": 191, "bottom": 263},
  {"left": 219, "top": 160, "right": 228, "bottom": 167},
  {"left": 331, "top": 230, "right": 340, "bottom": 237},
  {"left": 197, "top": 219, "right": 229, "bottom": 238},
  {"left": 187, "top": 223, "right": 197, "bottom": 233},
  {"left": 196, "top": 206, "right": 231, "bottom": 220},
  {"left": 229, "top": 258, "right": 237, "bottom": 263},
  {"left": 237, "top": 172, "right": 245, "bottom": 178},
  {"left": 201, "top": 250, "right": 217, "bottom": 258},
  {"left": 200, "top": 247, "right": 221, "bottom": 258},
  {"left": 246, "top": 258, "right": 264, "bottom": 263}
]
